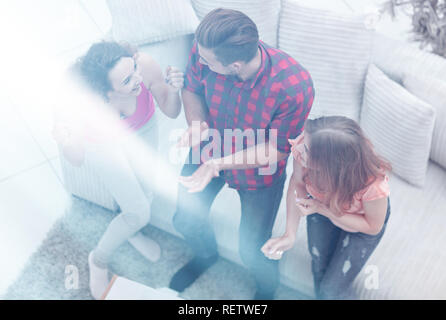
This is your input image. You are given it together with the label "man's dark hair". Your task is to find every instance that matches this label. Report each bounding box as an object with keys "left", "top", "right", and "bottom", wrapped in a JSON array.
[{"left": 195, "top": 8, "right": 259, "bottom": 66}]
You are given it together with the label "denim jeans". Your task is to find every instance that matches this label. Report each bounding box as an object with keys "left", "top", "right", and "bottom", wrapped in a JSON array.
[
  {"left": 306, "top": 197, "right": 391, "bottom": 299},
  {"left": 173, "top": 152, "right": 287, "bottom": 294}
]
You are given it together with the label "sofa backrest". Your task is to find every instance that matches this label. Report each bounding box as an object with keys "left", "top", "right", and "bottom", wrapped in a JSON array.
[
  {"left": 371, "top": 32, "right": 446, "bottom": 84},
  {"left": 371, "top": 32, "right": 446, "bottom": 170}
]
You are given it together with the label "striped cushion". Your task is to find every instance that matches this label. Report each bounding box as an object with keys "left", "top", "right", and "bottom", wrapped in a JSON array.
[
  {"left": 360, "top": 64, "right": 436, "bottom": 187},
  {"left": 190, "top": 0, "right": 280, "bottom": 47},
  {"left": 139, "top": 34, "right": 195, "bottom": 73},
  {"left": 279, "top": 1, "right": 374, "bottom": 121},
  {"left": 106, "top": 0, "right": 199, "bottom": 45},
  {"left": 372, "top": 33, "right": 446, "bottom": 84},
  {"left": 403, "top": 74, "right": 446, "bottom": 170}
]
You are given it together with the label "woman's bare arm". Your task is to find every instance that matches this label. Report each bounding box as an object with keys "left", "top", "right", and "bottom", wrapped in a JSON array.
[
  {"left": 137, "top": 53, "right": 181, "bottom": 119},
  {"left": 319, "top": 197, "right": 388, "bottom": 235}
]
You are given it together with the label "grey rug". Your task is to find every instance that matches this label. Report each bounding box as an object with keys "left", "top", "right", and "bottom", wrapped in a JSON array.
[{"left": 3, "top": 196, "right": 309, "bottom": 300}]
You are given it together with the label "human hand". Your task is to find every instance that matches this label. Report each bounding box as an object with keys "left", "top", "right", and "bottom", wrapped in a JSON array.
[
  {"left": 261, "top": 234, "right": 295, "bottom": 260},
  {"left": 178, "top": 160, "right": 221, "bottom": 193},
  {"left": 176, "top": 121, "right": 209, "bottom": 148},
  {"left": 165, "top": 66, "right": 184, "bottom": 92},
  {"left": 296, "top": 197, "right": 326, "bottom": 217}
]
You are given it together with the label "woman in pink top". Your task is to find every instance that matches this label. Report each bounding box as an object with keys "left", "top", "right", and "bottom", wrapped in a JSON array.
[
  {"left": 53, "top": 41, "right": 183, "bottom": 299},
  {"left": 261, "top": 116, "right": 392, "bottom": 299}
]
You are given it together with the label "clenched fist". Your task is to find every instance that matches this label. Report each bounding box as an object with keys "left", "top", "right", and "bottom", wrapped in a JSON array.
[{"left": 165, "top": 66, "right": 184, "bottom": 92}]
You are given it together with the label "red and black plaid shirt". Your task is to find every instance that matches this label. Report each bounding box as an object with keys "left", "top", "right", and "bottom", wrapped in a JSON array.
[{"left": 184, "top": 40, "right": 314, "bottom": 190}]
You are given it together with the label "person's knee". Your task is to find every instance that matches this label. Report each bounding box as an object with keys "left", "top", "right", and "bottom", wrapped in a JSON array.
[
  {"left": 122, "top": 211, "right": 150, "bottom": 230},
  {"left": 121, "top": 201, "right": 152, "bottom": 230}
]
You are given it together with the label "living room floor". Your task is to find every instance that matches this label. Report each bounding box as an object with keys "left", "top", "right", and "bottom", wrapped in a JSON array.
[{"left": 0, "top": 0, "right": 413, "bottom": 297}]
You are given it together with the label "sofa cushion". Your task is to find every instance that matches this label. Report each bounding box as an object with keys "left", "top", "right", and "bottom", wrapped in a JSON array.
[
  {"left": 106, "top": 0, "right": 199, "bottom": 45},
  {"left": 279, "top": 1, "right": 374, "bottom": 121},
  {"left": 360, "top": 64, "right": 436, "bottom": 187},
  {"left": 138, "top": 34, "right": 195, "bottom": 73},
  {"left": 402, "top": 74, "right": 446, "bottom": 170},
  {"left": 372, "top": 33, "right": 446, "bottom": 85},
  {"left": 190, "top": 0, "right": 280, "bottom": 47}
]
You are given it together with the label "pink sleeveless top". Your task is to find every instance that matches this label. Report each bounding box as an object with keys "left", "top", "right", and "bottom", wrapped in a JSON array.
[
  {"left": 53, "top": 82, "right": 156, "bottom": 166},
  {"left": 121, "top": 82, "right": 155, "bottom": 131},
  {"left": 78, "top": 82, "right": 156, "bottom": 144}
]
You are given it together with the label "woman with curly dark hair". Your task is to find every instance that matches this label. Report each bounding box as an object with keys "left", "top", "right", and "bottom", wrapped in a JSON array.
[{"left": 53, "top": 41, "right": 183, "bottom": 299}]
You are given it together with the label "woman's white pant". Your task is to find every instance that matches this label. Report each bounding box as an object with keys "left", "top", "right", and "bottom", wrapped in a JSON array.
[{"left": 84, "top": 112, "right": 160, "bottom": 267}]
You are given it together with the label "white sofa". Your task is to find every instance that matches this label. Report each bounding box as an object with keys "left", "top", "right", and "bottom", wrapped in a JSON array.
[{"left": 61, "top": 0, "right": 446, "bottom": 299}]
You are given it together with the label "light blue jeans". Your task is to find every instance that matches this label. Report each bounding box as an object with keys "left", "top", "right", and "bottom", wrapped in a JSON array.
[{"left": 84, "top": 112, "right": 160, "bottom": 268}]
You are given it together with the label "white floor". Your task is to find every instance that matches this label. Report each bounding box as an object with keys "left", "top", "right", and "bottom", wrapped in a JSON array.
[{"left": 0, "top": 0, "right": 413, "bottom": 297}]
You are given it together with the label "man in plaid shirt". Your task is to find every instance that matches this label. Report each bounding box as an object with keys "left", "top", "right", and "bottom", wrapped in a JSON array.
[{"left": 170, "top": 8, "right": 314, "bottom": 299}]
